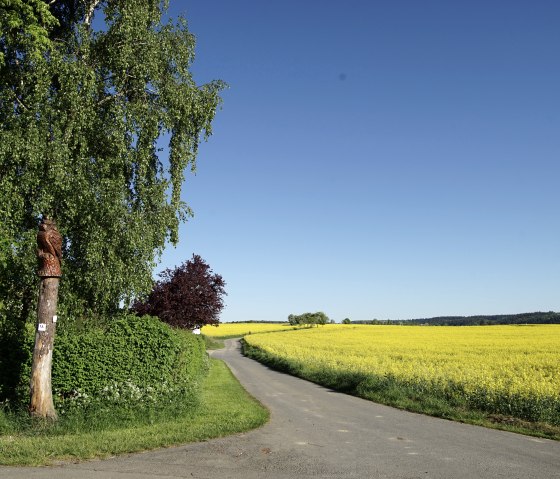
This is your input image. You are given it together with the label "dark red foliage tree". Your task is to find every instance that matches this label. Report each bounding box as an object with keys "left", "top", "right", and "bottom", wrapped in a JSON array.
[{"left": 133, "top": 255, "right": 226, "bottom": 329}]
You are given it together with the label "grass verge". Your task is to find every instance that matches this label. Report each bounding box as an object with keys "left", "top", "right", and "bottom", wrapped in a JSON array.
[
  {"left": 202, "top": 334, "right": 225, "bottom": 350},
  {"left": 356, "top": 383, "right": 560, "bottom": 440},
  {"left": 0, "top": 359, "right": 269, "bottom": 466},
  {"left": 243, "top": 341, "right": 560, "bottom": 441}
]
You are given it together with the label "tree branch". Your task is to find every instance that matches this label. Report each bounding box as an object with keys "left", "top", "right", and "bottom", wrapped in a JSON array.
[
  {"left": 97, "top": 92, "right": 123, "bottom": 106},
  {"left": 15, "top": 96, "right": 29, "bottom": 111},
  {"left": 84, "top": 0, "right": 102, "bottom": 27}
]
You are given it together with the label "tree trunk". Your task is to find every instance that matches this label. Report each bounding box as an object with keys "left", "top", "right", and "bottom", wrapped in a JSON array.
[{"left": 29, "top": 277, "right": 60, "bottom": 419}]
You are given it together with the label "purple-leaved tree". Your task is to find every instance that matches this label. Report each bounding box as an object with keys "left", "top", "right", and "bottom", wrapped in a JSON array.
[{"left": 133, "top": 255, "right": 226, "bottom": 330}]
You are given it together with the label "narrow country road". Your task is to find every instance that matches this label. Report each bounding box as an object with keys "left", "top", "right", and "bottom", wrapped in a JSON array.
[{"left": 2, "top": 339, "right": 559, "bottom": 478}]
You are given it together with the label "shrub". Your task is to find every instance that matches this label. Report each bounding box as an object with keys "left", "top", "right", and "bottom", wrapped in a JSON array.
[
  {"left": 2, "top": 314, "right": 208, "bottom": 416},
  {"left": 0, "top": 315, "right": 33, "bottom": 404}
]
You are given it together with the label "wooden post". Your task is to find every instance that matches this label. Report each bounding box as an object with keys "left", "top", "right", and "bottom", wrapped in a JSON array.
[
  {"left": 30, "top": 218, "right": 63, "bottom": 419},
  {"left": 29, "top": 277, "right": 59, "bottom": 419}
]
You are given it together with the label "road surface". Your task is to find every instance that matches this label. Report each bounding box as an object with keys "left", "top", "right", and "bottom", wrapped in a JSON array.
[{"left": 1, "top": 339, "right": 559, "bottom": 478}]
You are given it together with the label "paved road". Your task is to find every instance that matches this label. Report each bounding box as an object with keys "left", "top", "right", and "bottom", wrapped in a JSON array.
[{"left": 2, "top": 339, "right": 559, "bottom": 478}]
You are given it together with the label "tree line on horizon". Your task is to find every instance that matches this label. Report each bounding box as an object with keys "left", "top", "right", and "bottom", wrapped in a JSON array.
[
  {"left": 350, "top": 311, "right": 560, "bottom": 326},
  {"left": 223, "top": 311, "right": 560, "bottom": 326},
  {"left": 288, "top": 312, "right": 330, "bottom": 327}
]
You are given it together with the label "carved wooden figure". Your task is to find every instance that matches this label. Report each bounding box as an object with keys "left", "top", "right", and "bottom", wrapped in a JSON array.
[
  {"left": 37, "top": 218, "right": 63, "bottom": 277},
  {"left": 30, "top": 218, "right": 62, "bottom": 419}
]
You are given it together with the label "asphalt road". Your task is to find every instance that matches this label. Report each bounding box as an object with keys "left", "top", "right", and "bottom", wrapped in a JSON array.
[{"left": 1, "top": 339, "right": 559, "bottom": 478}]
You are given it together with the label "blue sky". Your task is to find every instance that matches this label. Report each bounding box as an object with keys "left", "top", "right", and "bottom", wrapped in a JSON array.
[{"left": 157, "top": 1, "right": 560, "bottom": 322}]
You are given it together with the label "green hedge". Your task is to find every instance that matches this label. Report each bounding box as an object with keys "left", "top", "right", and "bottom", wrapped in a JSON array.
[
  {"left": 1, "top": 314, "right": 208, "bottom": 414},
  {"left": 0, "top": 315, "right": 32, "bottom": 403}
]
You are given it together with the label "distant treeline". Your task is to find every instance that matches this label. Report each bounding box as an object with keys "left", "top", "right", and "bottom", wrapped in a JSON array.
[{"left": 352, "top": 311, "right": 560, "bottom": 326}]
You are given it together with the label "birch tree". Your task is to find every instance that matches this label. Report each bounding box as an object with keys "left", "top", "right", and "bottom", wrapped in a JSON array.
[
  {"left": 0, "top": 0, "right": 224, "bottom": 417},
  {"left": 0, "top": 0, "right": 224, "bottom": 320}
]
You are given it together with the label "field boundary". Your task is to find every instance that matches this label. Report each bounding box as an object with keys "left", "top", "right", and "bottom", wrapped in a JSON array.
[{"left": 242, "top": 339, "right": 560, "bottom": 441}]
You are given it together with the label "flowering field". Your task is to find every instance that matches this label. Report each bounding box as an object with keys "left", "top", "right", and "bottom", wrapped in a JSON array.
[
  {"left": 201, "top": 322, "right": 296, "bottom": 338},
  {"left": 243, "top": 325, "right": 560, "bottom": 426}
]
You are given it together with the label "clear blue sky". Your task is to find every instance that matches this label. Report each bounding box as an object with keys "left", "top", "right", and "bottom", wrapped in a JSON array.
[{"left": 157, "top": 1, "right": 560, "bottom": 322}]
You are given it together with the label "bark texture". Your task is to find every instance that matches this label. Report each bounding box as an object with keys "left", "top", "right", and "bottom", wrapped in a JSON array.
[{"left": 29, "top": 277, "right": 60, "bottom": 419}]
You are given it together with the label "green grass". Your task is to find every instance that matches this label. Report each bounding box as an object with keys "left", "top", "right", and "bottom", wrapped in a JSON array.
[
  {"left": 202, "top": 334, "right": 225, "bottom": 350},
  {"left": 356, "top": 383, "right": 560, "bottom": 440},
  {"left": 0, "top": 359, "right": 269, "bottom": 466}
]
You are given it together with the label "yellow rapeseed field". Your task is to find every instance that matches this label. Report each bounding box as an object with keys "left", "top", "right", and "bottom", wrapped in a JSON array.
[
  {"left": 243, "top": 324, "right": 560, "bottom": 424},
  {"left": 201, "top": 322, "right": 295, "bottom": 338}
]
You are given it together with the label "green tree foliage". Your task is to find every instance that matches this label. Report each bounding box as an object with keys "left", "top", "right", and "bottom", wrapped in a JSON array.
[
  {"left": 288, "top": 311, "right": 330, "bottom": 327},
  {"left": 0, "top": 0, "right": 58, "bottom": 68},
  {"left": 0, "top": 0, "right": 225, "bottom": 321},
  {"left": 133, "top": 254, "right": 226, "bottom": 330}
]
